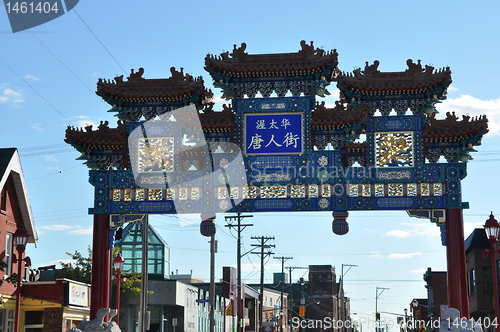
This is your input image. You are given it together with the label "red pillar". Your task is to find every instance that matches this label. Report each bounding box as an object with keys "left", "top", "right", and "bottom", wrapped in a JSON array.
[
  {"left": 90, "top": 214, "right": 110, "bottom": 319},
  {"left": 445, "top": 208, "right": 470, "bottom": 318}
]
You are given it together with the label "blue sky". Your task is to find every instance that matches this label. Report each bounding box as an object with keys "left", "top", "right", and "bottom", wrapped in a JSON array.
[{"left": 2, "top": 0, "right": 500, "bottom": 326}]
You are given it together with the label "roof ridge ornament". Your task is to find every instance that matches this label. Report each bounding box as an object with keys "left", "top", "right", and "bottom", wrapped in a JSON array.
[{"left": 230, "top": 43, "right": 247, "bottom": 61}]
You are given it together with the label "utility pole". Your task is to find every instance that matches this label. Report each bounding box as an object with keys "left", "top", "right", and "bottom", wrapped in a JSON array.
[
  {"left": 209, "top": 232, "right": 217, "bottom": 332},
  {"left": 225, "top": 212, "right": 253, "bottom": 332},
  {"left": 251, "top": 236, "right": 275, "bottom": 332},
  {"left": 375, "top": 287, "right": 389, "bottom": 332},
  {"left": 340, "top": 264, "right": 357, "bottom": 332},
  {"left": 274, "top": 256, "right": 292, "bottom": 332},
  {"left": 285, "top": 266, "right": 308, "bottom": 325}
]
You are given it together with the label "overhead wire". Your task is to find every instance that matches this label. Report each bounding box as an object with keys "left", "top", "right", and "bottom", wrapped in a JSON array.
[
  {"left": 70, "top": 7, "right": 128, "bottom": 76},
  {"left": 0, "top": 9, "right": 96, "bottom": 96},
  {"left": 0, "top": 57, "right": 74, "bottom": 125}
]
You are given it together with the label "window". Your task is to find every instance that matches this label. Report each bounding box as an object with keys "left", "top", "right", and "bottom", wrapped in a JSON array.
[
  {"left": 6, "top": 310, "right": 14, "bottom": 332},
  {"left": 0, "top": 185, "right": 6, "bottom": 212},
  {"left": 483, "top": 267, "right": 492, "bottom": 292},
  {"left": 468, "top": 269, "right": 475, "bottom": 295},
  {"left": 24, "top": 311, "right": 43, "bottom": 332},
  {"left": 4, "top": 233, "right": 12, "bottom": 276},
  {"left": 0, "top": 310, "right": 4, "bottom": 332}
]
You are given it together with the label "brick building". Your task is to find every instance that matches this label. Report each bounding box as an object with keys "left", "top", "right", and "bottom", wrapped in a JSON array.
[{"left": 0, "top": 148, "right": 38, "bottom": 331}]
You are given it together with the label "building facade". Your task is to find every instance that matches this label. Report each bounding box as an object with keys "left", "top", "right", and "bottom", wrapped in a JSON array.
[
  {"left": 0, "top": 148, "right": 38, "bottom": 332},
  {"left": 465, "top": 228, "right": 497, "bottom": 325},
  {"left": 423, "top": 268, "right": 448, "bottom": 320}
]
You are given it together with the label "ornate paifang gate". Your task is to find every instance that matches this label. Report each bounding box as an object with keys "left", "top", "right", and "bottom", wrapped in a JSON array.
[{"left": 65, "top": 41, "right": 488, "bottom": 319}]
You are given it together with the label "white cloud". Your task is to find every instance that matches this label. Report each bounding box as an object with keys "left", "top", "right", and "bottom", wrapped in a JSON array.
[
  {"left": 38, "top": 224, "right": 92, "bottom": 235},
  {"left": 44, "top": 155, "right": 58, "bottom": 162},
  {"left": 385, "top": 230, "right": 412, "bottom": 238},
  {"left": 73, "top": 115, "right": 99, "bottom": 129},
  {"left": 0, "top": 87, "right": 25, "bottom": 106},
  {"left": 388, "top": 252, "right": 423, "bottom": 259},
  {"left": 464, "top": 222, "right": 485, "bottom": 239},
  {"left": 447, "top": 86, "right": 459, "bottom": 92},
  {"left": 409, "top": 268, "right": 428, "bottom": 274},
  {"left": 25, "top": 74, "right": 40, "bottom": 81},
  {"left": 31, "top": 122, "right": 43, "bottom": 131},
  {"left": 367, "top": 251, "right": 383, "bottom": 258},
  {"left": 438, "top": 95, "right": 500, "bottom": 135},
  {"left": 40, "top": 224, "right": 73, "bottom": 231},
  {"left": 384, "top": 222, "right": 441, "bottom": 239},
  {"left": 51, "top": 259, "right": 76, "bottom": 268},
  {"left": 69, "top": 227, "right": 93, "bottom": 235}
]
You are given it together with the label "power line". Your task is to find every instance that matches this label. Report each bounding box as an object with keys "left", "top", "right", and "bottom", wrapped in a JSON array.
[
  {"left": 8, "top": 22, "right": 95, "bottom": 94},
  {"left": 0, "top": 57, "right": 74, "bottom": 125},
  {"left": 70, "top": 8, "right": 127, "bottom": 76},
  {"left": 26, "top": 164, "right": 80, "bottom": 181}
]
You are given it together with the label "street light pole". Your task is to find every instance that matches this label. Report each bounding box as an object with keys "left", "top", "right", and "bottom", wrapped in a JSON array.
[
  {"left": 404, "top": 309, "right": 408, "bottom": 332},
  {"left": 375, "top": 287, "right": 389, "bottom": 332},
  {"left": 483, "top": 213, "right": 500, "bottom": 332},
  {"left": 226, "top": 212, "right": 253, "bottom": 332},
  {"left": 13, "top": 227, "right": 30, "bottom": 332},
  {"left": 113, "top": 253, "right": 125, "bottom": 325},
  {"left": 274, "top": 256, "right": 292, "bottom": 332},
  {"left": 341, "top": 264, "right": 357, "bottom": 332}
]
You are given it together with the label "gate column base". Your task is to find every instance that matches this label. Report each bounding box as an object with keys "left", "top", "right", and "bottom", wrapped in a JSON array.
[
  {"left": 445, "top": 208, "right": 470, "bottom": 318},
  {"left": 90, "top": 214, "right": 110, "bottom": 319}
]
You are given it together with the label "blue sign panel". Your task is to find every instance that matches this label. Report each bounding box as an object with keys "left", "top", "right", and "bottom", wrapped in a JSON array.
[{"left": 244, "top": 113, "right": 303, "bottom": 155}]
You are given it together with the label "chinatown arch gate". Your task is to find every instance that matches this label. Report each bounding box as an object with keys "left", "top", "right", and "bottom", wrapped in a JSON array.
[{"left": 65, "top": 41, "right": 488, "bottom": 320}]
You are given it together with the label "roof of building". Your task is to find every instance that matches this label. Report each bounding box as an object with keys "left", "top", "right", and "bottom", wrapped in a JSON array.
[
  {"left": 204, "top": 41, "right": 338, "bottom": 79},
  {"left": 116, "top": 220, "right": 169, "bottom": 247},
  {"left": 96, "top": 67, "right": 213, "bottom": 106},
  {"left": 311, "top": 101, "right": 370, "bottom": 129},
  {"left": 464, "top": 228, "right": 489, "bottom": 253},
  {"left": 198, "top": 104, "right": 235, "bottom": 131},
  {"left": 423, "top": 113, "right": 489, "bottom": 142},
  {"left": 0, "top": 148, "right": 38, "bottom": 245},
  {"left": 337, "top": 59, "right": 452, "bottom": 97},
  {"left": 65, "top": 120, "right": 128, "bottom": 149}
]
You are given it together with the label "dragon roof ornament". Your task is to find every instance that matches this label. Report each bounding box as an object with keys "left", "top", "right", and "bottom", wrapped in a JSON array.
[
  {"left": 204, "top": 40, "right": 339, "bottom": 80},
  {"left": 338, "top": 59, "right": 452, "bottom": 98},
  {"left": 96, "top": 67, "right": 213, "bottom": 106}
]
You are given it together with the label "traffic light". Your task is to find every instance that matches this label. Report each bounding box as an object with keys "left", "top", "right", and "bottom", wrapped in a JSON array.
[
  {"left": 376, "top": 312, "right": 380, "bottom": 321},
  {"left": 299, "top": 306, "right": 305, "bottom": 317}
]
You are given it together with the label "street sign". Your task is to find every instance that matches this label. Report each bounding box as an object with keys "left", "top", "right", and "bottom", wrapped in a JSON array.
[{"left": 196, "top": 299, "right": 210, "bottom": 303}]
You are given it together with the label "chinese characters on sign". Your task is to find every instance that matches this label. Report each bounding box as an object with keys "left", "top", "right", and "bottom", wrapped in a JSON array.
[{"left": 245, "top": 113, "right": 303, "bottom": 155}]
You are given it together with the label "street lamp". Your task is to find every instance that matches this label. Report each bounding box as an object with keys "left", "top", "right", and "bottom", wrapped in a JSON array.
[
  {"left": 483, "top": 212, "right": 500, "bottom": 332},
  {"left": 13, "top": 227, "right": 31, "bottom": 332},
  {"left": 404, "top": 308, "right": 409, "bottom": 332},
  {"left": 113, "top": 253, "right": 125, "bottom": 325}
]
